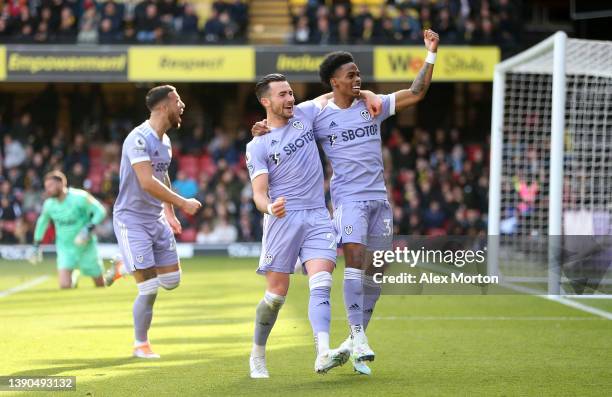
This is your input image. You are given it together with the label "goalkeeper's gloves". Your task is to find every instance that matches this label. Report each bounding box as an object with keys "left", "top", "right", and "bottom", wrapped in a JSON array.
[
  {"left": 28, "top": 242, "right": 42, "bottom": 265},
  {"left": 74, "top": 224, "right": 95, "bottom": 246}
]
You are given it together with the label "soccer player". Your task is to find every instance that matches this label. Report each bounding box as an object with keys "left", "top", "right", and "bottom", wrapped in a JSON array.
[
  {"left": 246, "top": 74, "right": 354, "bottom": 378},
  {"left": 113, "top": 85, "right": 202, "bottom": 359},
  {"left": 32, "top": 170, "right": 107, "bottom": 289},
  {"left": 254, "top": 30, "right": 440, "bottom": 375}
]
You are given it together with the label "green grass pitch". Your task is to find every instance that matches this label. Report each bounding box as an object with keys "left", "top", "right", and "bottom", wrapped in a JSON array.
[{"left": 0, "top": 257, "right": 610, "bottom": 396}]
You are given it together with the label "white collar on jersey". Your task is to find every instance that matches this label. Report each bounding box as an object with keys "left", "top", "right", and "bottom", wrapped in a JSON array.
[{"left": 327, "top": 97, "right": 361, "bottom": 110}]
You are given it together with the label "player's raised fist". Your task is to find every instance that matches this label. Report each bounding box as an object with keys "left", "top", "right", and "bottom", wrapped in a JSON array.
[
  {"left": 252, "top": 119, "right": 270, "bottom": 137},
  {"left": 423, "top": 29, "right": 440, "bottom": 53},
  {"left": 269, "top": 197, "right": 286, "bottom": 218},
  {"left": 181, "top": 198, "right": 202, "bottom": 215}
]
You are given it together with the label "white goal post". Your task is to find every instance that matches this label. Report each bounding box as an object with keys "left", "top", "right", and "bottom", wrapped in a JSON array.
[{"left": 488, "top": 32, "right": 612, "bottom": 295}]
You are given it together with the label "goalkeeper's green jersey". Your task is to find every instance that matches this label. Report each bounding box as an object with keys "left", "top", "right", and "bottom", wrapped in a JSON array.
[{"left": 34, "top": 188, "right": 107, "bottom": 246}]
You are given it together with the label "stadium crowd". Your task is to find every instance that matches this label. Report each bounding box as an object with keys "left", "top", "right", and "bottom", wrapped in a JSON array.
[
  {"left": 0, "top": 104, "right": 488, "bottom": 244},
  {"left": 292, "top": 0, "right": 518, "bottom": 51},
  {"left": 0, "top": 0, "right": 248, "bottom": 44}
]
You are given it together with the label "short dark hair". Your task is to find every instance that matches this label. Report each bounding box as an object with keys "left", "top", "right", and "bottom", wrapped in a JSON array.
[
  {"left": 44, "top": 170, "right": 67, "bottom": 186},
  {"left": 255, "top": 73, "right": 287, "bottom": 101},
  {"left": 145, "top": 85, "right": 176, "bottom": 111},
  {"left": 319, "top": 51, "right": 355, "bottom": 89}
]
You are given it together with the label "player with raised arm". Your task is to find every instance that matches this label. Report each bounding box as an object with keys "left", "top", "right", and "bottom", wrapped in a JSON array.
[
  {"left": 113, "top": 85, "right": 202, "bottom": 359},
  {"left": 246, "top": 74, "right": 357, "bottom": 378},
  {"left": 253, "top": 30, "right": 439, "bottom": 375},
  {"left": 31, "top": 171, "right": 107, "bottom": 289}
]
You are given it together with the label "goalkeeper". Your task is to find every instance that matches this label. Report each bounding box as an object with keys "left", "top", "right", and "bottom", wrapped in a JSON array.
[{"left": 32, "top": 171, "right": 107, "bottom": 289}]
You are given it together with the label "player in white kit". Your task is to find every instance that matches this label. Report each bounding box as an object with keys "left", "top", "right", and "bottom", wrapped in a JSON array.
[
  {"left": 113, "top": 85, "right": 202, "bottom": 358},
  {"left": 252, "top": 30, "right": 440, "bottom": 375}
]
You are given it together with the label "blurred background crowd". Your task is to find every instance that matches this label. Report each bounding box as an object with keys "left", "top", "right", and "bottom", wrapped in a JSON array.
[
  {"left": 0, "top": 0, "right": 517, "bottom": 49},
  {"left": 0, "top": 0, "right": 248, "bottom": 44}
]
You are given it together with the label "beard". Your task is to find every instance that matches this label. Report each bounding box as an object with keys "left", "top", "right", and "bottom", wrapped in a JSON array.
[{"left": 169, "top": 113, "right": 181, "bottom": 129}]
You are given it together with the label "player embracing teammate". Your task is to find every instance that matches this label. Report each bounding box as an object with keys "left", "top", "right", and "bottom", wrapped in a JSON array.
[{"left": 252, "top": 30, "right": 439, "bottom": 376}]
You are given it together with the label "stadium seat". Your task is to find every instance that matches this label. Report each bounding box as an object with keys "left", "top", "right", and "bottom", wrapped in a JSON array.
[
  {"left": 199, "top": 155, "right": 217, "bottom": 176},
  {"left": 178, "top": 227, "right": 197, "bottom": 242},
  {"left": 179, "top": 155, "right": 200, "bottom": 179}
]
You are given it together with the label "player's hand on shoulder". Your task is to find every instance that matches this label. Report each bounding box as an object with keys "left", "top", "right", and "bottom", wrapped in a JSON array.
[
  {"left": 423, "top": 29, "right": 439, "bottom": 52},
  {"left": 252, "top": 119, "right": 270, "bottom": 137},
  {"left": 180, "top": 198, "right": 202, "bottom": 215},
  {"left": 269, "top": 197, "right": 286, "bottom": 218},
  {"left": 361, "top": 90, "right": 382, "bottom": 117}
]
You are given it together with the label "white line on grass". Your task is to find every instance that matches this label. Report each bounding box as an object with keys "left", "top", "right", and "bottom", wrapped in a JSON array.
[
  {"left": 504, "top": 282, "right": 612, "bottom": 320},
  {"left": 0, "top": 275, "right": 50, "bottom": 298},
  {"left": 368, "top": 315, "right": 604, "bottom": 321}
]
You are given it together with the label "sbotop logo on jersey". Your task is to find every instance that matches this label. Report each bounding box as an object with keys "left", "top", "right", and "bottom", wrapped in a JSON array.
[
  {"left": 292, "top": 120, "right": 304, "bottom": 130},
  {"left": 360, "top": 110, "right": 373, "bottom": 121}
]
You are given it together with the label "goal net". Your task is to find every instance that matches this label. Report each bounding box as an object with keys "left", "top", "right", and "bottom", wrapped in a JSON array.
[{"left": 488, "top": 32, "right": 612, "bottom": 295}]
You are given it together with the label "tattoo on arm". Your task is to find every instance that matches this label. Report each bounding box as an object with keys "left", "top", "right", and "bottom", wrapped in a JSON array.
[{"left": 409, "top": 63, "right": 433, "bottom": 97}]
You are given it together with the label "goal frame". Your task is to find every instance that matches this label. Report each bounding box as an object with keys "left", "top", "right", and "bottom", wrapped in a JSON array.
[{"left": 487, "top": 32, "right": 567, "bottom": 295}]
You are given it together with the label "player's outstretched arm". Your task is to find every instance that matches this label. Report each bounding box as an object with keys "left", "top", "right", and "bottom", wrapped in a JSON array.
[
  {"left": 393, "top": 29, "right": 439, "bottom": 112},
  {"left": 132, "top": 161, "right": 202, "bottom": 215},
  {"left": 251, "top": 174, "right": 286, "bottom": 218}
]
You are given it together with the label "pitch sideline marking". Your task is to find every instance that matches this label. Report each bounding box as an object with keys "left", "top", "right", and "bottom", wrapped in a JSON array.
[
  {"left": 505, "top": 282, "right": 612, "bottom": 320},
  {"left": 0, "top": 275, "right": 50, "bottom": 298}
]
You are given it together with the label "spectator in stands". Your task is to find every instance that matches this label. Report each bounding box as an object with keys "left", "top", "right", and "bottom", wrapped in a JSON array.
[
  {"left": 136, "top": 2, "right": 161, "bottom": 43},
  {"left": 173, "top": 170, "right": 198, "bottom": 199},
  {"left": 211, "top": 215, "right": 238, "bottom": 244},
  {"left": 3, "top": 135, "right": 26, "bottom": 170},
  {"left": 196, "top": 222, "right": 215, "bottom": 244},
  {"left": 334, "top": 18, "right": 351, "bottom": 45},
  {"left": 292, "top": 15, "right": 310, "bottom": 44},
  {"left": 311, "top": 16, "right": 331, "bottom": 45},
  {"left": 203, "top": 8, "right": 224, "bottom": 43},
  {"left": 101, "top": 1, "right": 123, "bottom": 33},
  {"left": 77, "top": 6, "right": 99, "bottom": 44},
  {"left": 98, "top": 17, "right": 120, "bottom": 43},
  {"left": 56, "top": 7, "right": 77, "bottom": 43},
  {"left": 180, "top": 2, "right": 199, "bottom": 43}
]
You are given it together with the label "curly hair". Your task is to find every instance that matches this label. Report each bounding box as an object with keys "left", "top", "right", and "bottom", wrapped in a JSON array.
[{"left": 319, "top": 51, "right": 355, "bottom": 89}]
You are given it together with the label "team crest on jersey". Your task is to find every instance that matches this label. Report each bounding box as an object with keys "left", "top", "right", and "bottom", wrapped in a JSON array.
[
  {"left": 327, "top": 134, "right": 337, "bottom": 147},
  {"left": 269, "top": 152, "right": 280, "bottom": 165},
  {"left": 344, "top": 225, "right": 353, "bottom": 235},
  {"left": 292, "top": 120, "right": 304, "bottom": 130},
  {"left": 136, "top": 255, "right": 144, "bottom": 263},
  {"left": 360, "top": 110, "right": 372, "bottom": 121},
  {"left": 264, "top": 254, "right": 273, "bottom": 265}
]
